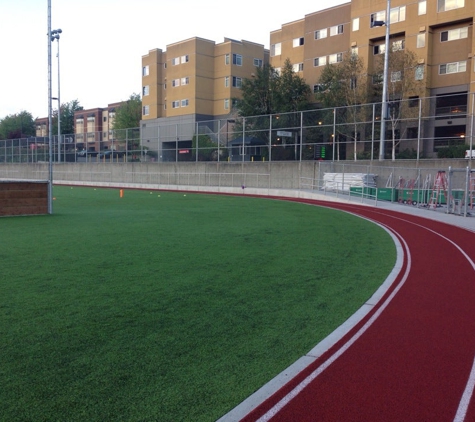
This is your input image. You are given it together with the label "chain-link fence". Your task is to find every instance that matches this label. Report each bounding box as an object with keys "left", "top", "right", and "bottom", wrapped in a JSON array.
[{"left": 1, "top": 93, "right": 474, "bottom": 164}]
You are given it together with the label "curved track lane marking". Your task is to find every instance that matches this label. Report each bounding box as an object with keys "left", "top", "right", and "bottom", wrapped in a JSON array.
[
  {"left": 256, "top": 224, "right": 411, "bottom": 422},
  {"left": 238, "top": 200, "right": 475, "bottom": 422},
  {"left": 319, "top": 203, "right": 475, "bottom": 422}
]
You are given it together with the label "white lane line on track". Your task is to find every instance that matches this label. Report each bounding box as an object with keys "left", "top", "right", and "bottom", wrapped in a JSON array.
[
  {"left": 354, "top": 209, "right": 475, "bottom": 422},
  {"left": 255, "top": 226, "right": 412, "bottom": 422}
]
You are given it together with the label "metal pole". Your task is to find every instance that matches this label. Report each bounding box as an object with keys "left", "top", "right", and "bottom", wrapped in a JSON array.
[
  {"left": 332, "top": 108, "right": 336, "bottom": 161},
  {"left": 470, "top": 92, "right": 474, "bottom": 166},
  {"left": 417, "top": 97, "right": 422, "bottom": 162},
  {"left": 269, "top": 114, "right": 272, "bottom": 162},
  {"left": 195, "top": 121, "right": 199, "bottom": 162},
  {"left": 242, "top": 117, "right": 246, "bottom": 163},
  {"left": 47, "top": 0, "right": 53, "bottom": 214},
  {"left": 371, "top": 103, "right": 375, "bottom": 161},
  {"left": 299, "top": 111, "right": 303, "bottom": 162},
  {"left": 217, "top": 120, "right": 221, "bottom": 162},
  {"left": 379, "top": 0, "right": 391, "bottom": 161},
  {"left": 57, "top": 37, "right": 61, "bottom": 162}
]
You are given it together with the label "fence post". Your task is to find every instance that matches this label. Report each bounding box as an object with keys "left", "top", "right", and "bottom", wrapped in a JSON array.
[
  {"left": 269, "top": 114, "right": 272, "bottom": 162},
  {"left": 417, "top": 98, "right": 422, "bottom": 162}
]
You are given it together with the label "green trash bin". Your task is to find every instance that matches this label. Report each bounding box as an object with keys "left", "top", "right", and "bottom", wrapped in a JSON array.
[{"left": 376, "top": 188, "right": 397, "bottom": 202}]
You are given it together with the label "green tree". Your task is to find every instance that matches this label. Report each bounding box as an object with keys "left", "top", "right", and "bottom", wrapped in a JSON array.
[
  {"left": 316, "top": 50, "right": 370, "bottom": 161},
  {"left": 235, "top": 64, "right": 279, "bottom": 117},
  {"left": 112, "top": 93, "right": 142, "bottom": 131},
  {"left": 373, "top": 46, "right": 424, "bottom": 161},
  {"left": 52, "top": 99, "right": 83, "bottom": 136},
  {"left": 233, "top": 60, "right": 312, "bottom": 158},
  {"left": 0, "top": 111, "right": 35, "bottom": 139},
  {"left": 192, "top": 134, "right": 228, "bottom": 161},
  {"left": 234, "top": 59, "right": 312, "bottom": 117},
  {"left": 276, "top": 59, "right": 312, "bottom": 113}
]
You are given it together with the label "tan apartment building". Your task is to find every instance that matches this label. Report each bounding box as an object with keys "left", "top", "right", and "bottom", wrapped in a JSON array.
[
  {"left": 270, "top": 0, "right": 475, "bottom": 157},
  {"left": 141, "top": 37, "right": 269, "bottom": 160}
]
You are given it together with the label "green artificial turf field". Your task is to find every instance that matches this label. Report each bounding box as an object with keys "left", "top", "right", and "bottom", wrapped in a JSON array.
[{"left": 0, "top": 186, "right": 396, "bottom": 421}]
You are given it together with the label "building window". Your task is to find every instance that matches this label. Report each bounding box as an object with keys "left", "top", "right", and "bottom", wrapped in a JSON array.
[
  {"left": 374, "top": 44, "right": 386, "bottom": 55},
  {"left": 390, "top": 6, "right": 406, "bottom": 23},
  {"left": 313, "top": 84, "right": 325, "bottom": 93},
  {"left": 224, "top": 76, "right": 230, "bottom": 87},
  {"left": 415, "top": 65, "right": 425, "bottom": 80},
  {"left": 225, "top": 54, "right": 230, "bottom": 65},
  {"left": 314, "top": 56, "right": 327, "bottom": 67},
  {"left": 392, "top": 40, "right": 405, "bottom": 51},
  {"left": 181, "top": 77, "right": 189, "bottom": 85},
  {"left": 181, "top": 55, "right": 189, "bottom": 64},
  {"left": 391, "top": 71, "right": 402, "bottom": 82},
  {"left": 314, "top": 29, "right": 327, "bottom": 40},
  {"left": 143, "top": 85, "right": 149, "bottom": 96},
  {"left": 439, "top": 61, "right": 467, "bottom": 74},
  {"left": 351, "top": 46, "right": 359, "bottom": 56},
  {"left": 254, "top": 58, "right": 263, "bottom": 67},
  {"left": 373, "top": 74, "right": 383, "bottom": 84},
  {"left": 172, "top": 100, "right": 180, "bottom": 108},
  {"left": 172, "top": 57, "right": 180, "bottom": 65},
  {"left": 370, "top": 11, "right": 386, "bottom": 27},
  {"left": 418, "top": 0, "right": 427, "bottom": 14},
  {"left": 224, "top": 99, "right": 230, "bottom": 110},
  {"left": 232, "top": 54, "right": 243, "bottom": 66},
  {"left": 330, "top": 24, "right": 344, "bottom": 36},
  {"left": 329, "top": 53, "right": 343, "bottom": 64},
  {"left": 181, "top": 99, "right": 189, "bottom": 107},
  {"left": 441, "top": 27, "right": 468, "bottom": 42},
  {"left": 172, "top": 79, "right": 180, "bottom": 87},
  {"left": 142, "top": 65, "right": 149, "bottom": 76},
  {"left": 142, "top": 105, "right": 149, "bottom": 116},
  {"left": 437, "top": 0, "right": 464, "bottom": 12},
  {"left": 292, "top": 63, "right": 304, "bottom": 72},
  {"left": 293, "top": 37, "right": 304, "bottom": 47},
  {"left": 271, "top": 43, "right": 281, "bottom": 56},
  {"left": 417, "top": 33, "right": 426, "bottom": 48},
  {"left": 352, "top": 18, "right": 360, "bottom": 31},
  {"left": 232, "top": 76, "right": 242, "bottom": 88}
]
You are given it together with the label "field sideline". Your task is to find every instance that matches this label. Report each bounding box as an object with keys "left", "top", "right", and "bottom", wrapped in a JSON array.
[{"left": 0, "top": 186, "right": 396, "bottom": 421}]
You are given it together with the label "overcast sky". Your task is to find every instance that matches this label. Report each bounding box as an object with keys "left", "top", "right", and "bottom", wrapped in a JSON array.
[{"left": 0, "top": 0, "right": 348, "bottom": 120}]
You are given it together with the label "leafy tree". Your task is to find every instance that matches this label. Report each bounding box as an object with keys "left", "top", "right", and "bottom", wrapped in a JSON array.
[
  {"left": 234, "top": 59, "right": 312, "bottom": 117},
  {"left": 52, "top": 99, "right": 83, "bottom": 135},
  {"left": 0, "top": 111, "right": 35, "bottom": 139},
  {"left": 192, "top": 134, "right": 228, "bottom": 161},
  {"left": 373, "top": 46, "right": 424, "bottom": 161},
  {"left": 233, "top": 59, "right": 312, "bottom": 158},
  {"left": 316, "top": 50, "right": 370, "bottom": 161},
  {"left": 275, "top": 59, "right": 313, "bottom": 113},
  {"left": 235, "top": 64, "right": 279, "bottom": 117},
  {"left": 112, "top": 93, "right": 142, "bottom": 131}
]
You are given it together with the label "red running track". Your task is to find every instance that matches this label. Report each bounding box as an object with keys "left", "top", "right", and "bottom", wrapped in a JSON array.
[{"left": 240, "top": 200, "right": 475, "bottom": 422}]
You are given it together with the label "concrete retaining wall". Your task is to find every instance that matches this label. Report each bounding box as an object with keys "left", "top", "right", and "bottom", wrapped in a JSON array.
[{"left": 0, "top": 159, "right": 472, "bottom": 191}]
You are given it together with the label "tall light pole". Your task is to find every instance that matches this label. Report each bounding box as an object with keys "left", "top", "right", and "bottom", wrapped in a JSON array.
[
  {"left": 374, "top": 0, "right": 391, "bottom": 161},
  {"left": 47, "top": 0, "right": 53, "bottom": 214},
  {"left": 51, "top": 29, "right": 62, "bottom": 162}
]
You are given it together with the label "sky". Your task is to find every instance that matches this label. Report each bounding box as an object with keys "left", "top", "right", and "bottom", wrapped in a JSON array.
[{"left": 0, "top": 0, "right": 348, "bottom": 120}]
